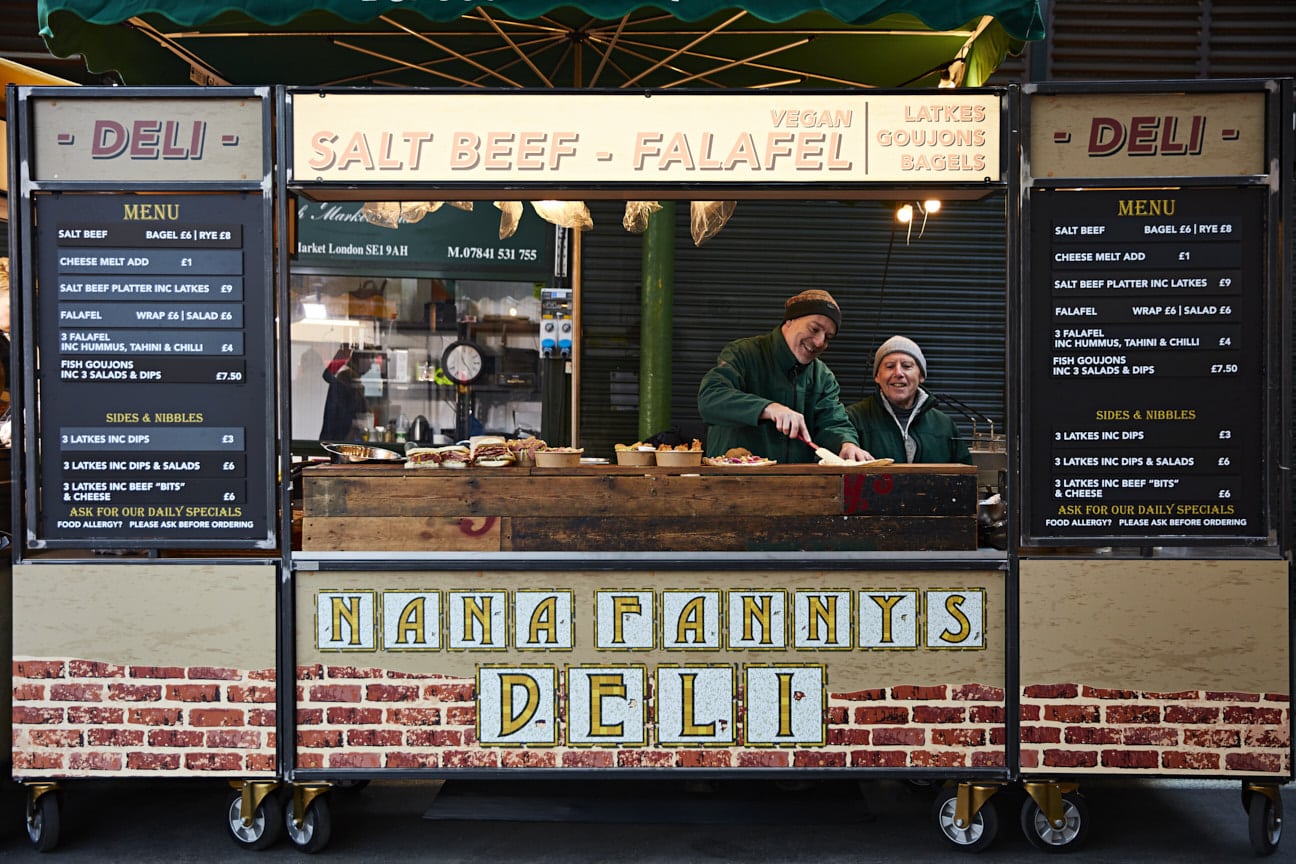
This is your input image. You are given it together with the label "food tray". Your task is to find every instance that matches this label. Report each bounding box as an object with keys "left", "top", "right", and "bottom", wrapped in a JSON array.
[
  {"left": 535, "top": 449, "right": 583, "bottom": 468},
  {"left": 654, "top": 450, "right": 702, "bottom": 467},
  {"left": 321, "top": 442, "right": 406, "bottom": 463}
]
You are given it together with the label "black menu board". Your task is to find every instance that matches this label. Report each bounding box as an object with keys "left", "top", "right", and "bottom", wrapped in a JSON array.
[
  {"left": 35, "top": 193, "right": 273, "bottom": 546},
  {"left": 1026, "top": 188, "right": 1265, "bottom": 542}
]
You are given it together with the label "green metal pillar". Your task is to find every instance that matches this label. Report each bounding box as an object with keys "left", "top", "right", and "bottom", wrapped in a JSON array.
[{"left": 638, "top": 202, "right": 675, "bottom": 439}]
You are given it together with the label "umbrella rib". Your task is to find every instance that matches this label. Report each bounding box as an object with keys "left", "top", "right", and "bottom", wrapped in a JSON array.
[
  {"left": 662, "top": 38, "right": 812, "bottom": 88},
  {"left": 328, "top": 30, "right": 567, "bottom": 88},
  {"left": 332, "top": 38, "right": 488, "bottom": 88},
  {"left": 477, "top": 7, "right": 554, "bottom": 88},
  {"left": 595, "top": 34, "right": 877, "bottom": 89},
  {"left": 126, "top": 16, "right": 231, "bottom": 84},
  {"left": 621, "top": 10, "right": 747, "bottom": 89},
  {"left": 587, "top": 14, "right": 629, "bottom": 89},
  {"left": 379, "top": 14, "right": 525, "bottom": 88},
  {"left": 578, "top": 35, "right": 728, "bottom": 88}
]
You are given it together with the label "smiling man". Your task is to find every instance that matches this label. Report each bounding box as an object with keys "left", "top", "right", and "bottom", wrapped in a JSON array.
[
  {"left": 697, "top": 289, "right": 871, "bottom": 464},
  {"left": 846, "top": 335, "right": 972, "bottom": 464}
]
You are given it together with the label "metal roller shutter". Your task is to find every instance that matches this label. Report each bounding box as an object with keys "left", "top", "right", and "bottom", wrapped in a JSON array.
[{"left": 579, "top": 197, "right": 1009, "bottom": 456}]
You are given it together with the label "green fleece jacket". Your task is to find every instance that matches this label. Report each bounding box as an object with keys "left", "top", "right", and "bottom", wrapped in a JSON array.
[
  {"left": 697, "top": 326, "right": 858, "bottom": 464},
  {"left": 845, "top": 389, "right": 972, "bottom": 464}
]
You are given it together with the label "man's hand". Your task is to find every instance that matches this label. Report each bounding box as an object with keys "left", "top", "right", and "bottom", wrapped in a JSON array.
[
  {"left": 760, "top": 402, "right": 810, "bottom": 442},
  {"left": 840, "top": 442, "right": 876, "bottom": 462}
]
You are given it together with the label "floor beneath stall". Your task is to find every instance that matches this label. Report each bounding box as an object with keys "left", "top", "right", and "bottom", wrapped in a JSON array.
[{"left": 0, "top": 774, "right": 1273, "bottom": 862}]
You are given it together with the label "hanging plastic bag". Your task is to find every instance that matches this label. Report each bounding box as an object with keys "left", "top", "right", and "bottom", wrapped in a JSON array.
[
  {"left": 622, "top": 201, "right": 662, "bottom": 234},
  {"left": 689, "top": 200, "right": 736, "bottom": 246},
  {"left": 361, "top": 201, "right": 448, "bottom": 227},
  {"left": 360, "top": 201, "right": 402, "bottom": 229},
  {"left": 494, "top": 201, "right": 523, "bottom": 239},
  {"left": 398, "top": 201, "right": 442, "bottom": 224},
  {"left": 531, "top": 200, "right": 593, "bottom": 231}
]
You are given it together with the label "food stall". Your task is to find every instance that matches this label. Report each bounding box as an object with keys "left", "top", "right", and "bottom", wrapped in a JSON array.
[{"left": 7, "top": 80, "right": 1291, "bottom": 856}]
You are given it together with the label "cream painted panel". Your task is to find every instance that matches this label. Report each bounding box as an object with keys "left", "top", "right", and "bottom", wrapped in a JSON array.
[
  {"left": 1020, "top": 558, "right": 1288, "bottom": 692},
  {"left": 13, "top": 563, "right": 276, "bottom": 669}
]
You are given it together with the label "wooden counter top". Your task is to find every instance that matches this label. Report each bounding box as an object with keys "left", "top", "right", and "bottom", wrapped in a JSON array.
[{"left": 300, "top": 463, "right": 977, "bottom": 553}]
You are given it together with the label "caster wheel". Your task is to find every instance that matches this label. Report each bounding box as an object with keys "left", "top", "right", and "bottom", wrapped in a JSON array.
[
  {"left": 26, "top": 790, "right": 61, "bottom": 852},
  {"left": 1248, "top": 790, "right": 1282, "bottom": 856},
  {"left": 286, "top": 794, "right": 332, "bottom": 853},
  {"left": 1020, "top": 791, "right": 1089, "bottom": 852},
  {"left": 225, "top": 788, "right": 284, "bottom": 850},
  {"left": 932, "top": 786, "right": 998, "bottom": 852}
]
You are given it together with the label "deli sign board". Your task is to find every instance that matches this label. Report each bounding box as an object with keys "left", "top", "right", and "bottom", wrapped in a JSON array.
[
  {"left": 31, "top": 95, "right": 267, "bottom": 184},
  {"left": 288, "top": 91, "right": 1002, "bottom": 189},
  {"left": 1027, "top": 90, "right": 1266, "bottom": 180}
]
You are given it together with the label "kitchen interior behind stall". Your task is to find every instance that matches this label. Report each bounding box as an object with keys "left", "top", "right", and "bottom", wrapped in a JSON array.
[
  {"left": 288, "top": 195, "right": 1009, "bottom": 474},
  {"left": 289, "top": 272, "right": 545, "bottom": 444}
]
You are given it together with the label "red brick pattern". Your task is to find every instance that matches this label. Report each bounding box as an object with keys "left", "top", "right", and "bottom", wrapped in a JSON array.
[
  {"left": 1020, "top": 684, "right": 1290, "bottom": 775},
  {"left": 295, "top": 665, "right": 1007, "bottom": 769},
  {"left": 12, "top": 658, "right": 277, "bottom": 778}
]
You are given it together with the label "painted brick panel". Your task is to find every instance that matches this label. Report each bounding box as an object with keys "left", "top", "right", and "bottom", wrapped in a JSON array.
[
  {"left": 1022, "top": 683, "right": 1289, "bottom": 777},
  {"left": 68, "top": 706, "right": 125, "bottom": 725},
  {"left": 69, "top": 752, "right": 122, "bottom": 772},
  {"left": 387, "top": 752, "right": 442, "bottom": 768},
  {"left": 166, "top": 685, "right": 221, "bottom": 703},
  {"left": 737, "top": 752, "right": 792, "bottom": 768},
  {"left": 792, "top": 751, "right": 847, "bottom": 768},
  {"left": 128, "top": 752, "right": 182, "bottom": 771},
  {"left": 128, "top": 707, "right": 184, "bottom": 726},
  {"left": 616, "top": 751, "right": 674, "bottom": 768},
  {"left": 294, "top": 667, "right": 1008, "bottom": 772},
  {"left": 12, "top": 658, "right": 277, "bottom": 779},
  {"left": 69, "top": 660, "right": 126, "bottom": 678}
]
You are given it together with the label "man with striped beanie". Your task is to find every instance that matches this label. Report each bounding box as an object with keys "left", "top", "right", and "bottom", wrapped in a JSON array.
[{"left": 697, "top": 289, "right": 874, "bottom": 464}]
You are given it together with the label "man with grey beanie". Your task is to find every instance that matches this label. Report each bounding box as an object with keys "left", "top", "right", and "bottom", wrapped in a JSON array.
[
  {"left": 844, "top": 335, "right": 971, "bottom": 464},
  {"left": 698, "top": 289, "right": 873, "bottom": 464}
]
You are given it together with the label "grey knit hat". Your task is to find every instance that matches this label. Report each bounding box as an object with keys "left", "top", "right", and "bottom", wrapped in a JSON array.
[{"left": 874, "top": 335, "right": 926, "bottom": 376}]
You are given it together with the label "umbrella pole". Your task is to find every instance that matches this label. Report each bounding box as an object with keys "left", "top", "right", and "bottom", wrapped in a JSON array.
[
  {"left": 639, "top": 202, "right": 676, "bottom": 440},
  {"left": 571, "top": 227, "right": 582, "bottom": 447},
  {"left": 570, "top": 47, "right": 584, "bottom": 448}
]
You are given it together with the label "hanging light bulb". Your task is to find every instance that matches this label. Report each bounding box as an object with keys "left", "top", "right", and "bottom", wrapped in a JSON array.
[
  {"left": 923, "top": 199, "right": 942, "bottom": 214},
  {"left": 895, "top": 203, "right": 914, "bottom": 223}
]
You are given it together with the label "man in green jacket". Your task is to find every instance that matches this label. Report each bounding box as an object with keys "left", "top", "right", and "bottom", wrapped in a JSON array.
[
  {"left": 845, "top": 335, "right": 972, "bottom": 464},
  {"left": 697, "top": 289, "right": 873, "bottom": 464}
]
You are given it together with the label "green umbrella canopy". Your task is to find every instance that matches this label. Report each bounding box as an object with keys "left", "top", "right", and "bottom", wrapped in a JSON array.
[{"left": 38, "top": 1, "right": 1043, "bottom": 90}]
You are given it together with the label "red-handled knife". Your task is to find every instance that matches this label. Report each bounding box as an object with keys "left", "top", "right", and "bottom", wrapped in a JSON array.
[{"left": 801, "top": 435, "right": 845, "bottom": 464}]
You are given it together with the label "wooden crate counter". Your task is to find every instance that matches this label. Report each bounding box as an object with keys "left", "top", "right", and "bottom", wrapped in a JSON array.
[{"left": 301, "top": 463, "right": 978, "bottom": 553}]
